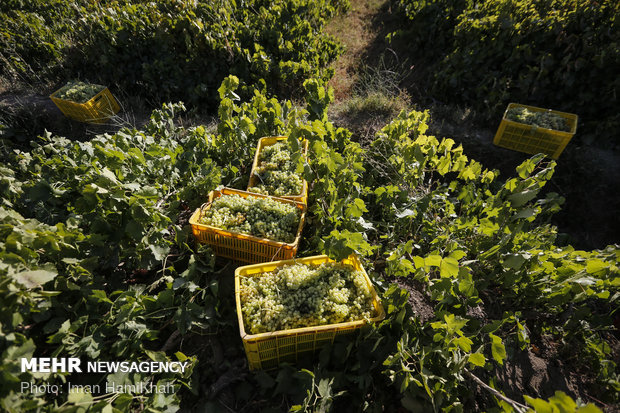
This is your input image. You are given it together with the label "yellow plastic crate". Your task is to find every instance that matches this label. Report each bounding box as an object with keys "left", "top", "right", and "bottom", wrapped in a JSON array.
[
  {"left": 235, "top": 255, "right": 386, "bottom": 370},
  {"left": 189, "top": 187, "right": 306, "bottom": 263},
  {"left": 493, "top": 103, "right": 578, "bottom": 159},
  {"left": 247, "top": 136, "right": 309, "bottom": 204},
  {"left": 50, "top": 85, "right": 120, "bottom": 124}
]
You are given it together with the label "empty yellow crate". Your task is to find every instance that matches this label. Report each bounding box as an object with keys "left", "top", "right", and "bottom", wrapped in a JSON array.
[
  {"left": 235, "top": 255, "right": 386, "bottom": 370},
  {"left": 493, "top": 103, "right": 578, "bottom": 159},
  {"left": 189, "top": 187, "right": 306, "bottom": 263},
  {"left": 247, "top": 136, "right": 309, "bottom": 204},
  {"left": 50, "top": 85, "right": 120, "bottom": 124}
]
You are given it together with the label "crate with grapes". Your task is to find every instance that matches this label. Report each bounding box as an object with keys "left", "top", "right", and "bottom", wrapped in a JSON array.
[
  {"left": 50, "top": 80, "right": 120, "bottom": 123},
  {"left": 247, "top": 136, "right": 309, "bottom": 204},
  {"left": 189, "top": 187, "right": 306, "bottom": 263},
  {"left": 493, "top": 103, "right": 578, "bottom": 159},
  {"left": 235, "top": 255, "right": 385, "bottom": 370}
]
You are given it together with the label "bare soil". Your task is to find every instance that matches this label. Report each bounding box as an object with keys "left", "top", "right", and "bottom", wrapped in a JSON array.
[
  {"left": 325, "top": 0, "right": 387, "bottom": 100},
  {"left": 0, "top": 91, "right": 139, "bottom": 144},
  {"left": 393, "top": 278, "right": 434, "bottom": 323}
]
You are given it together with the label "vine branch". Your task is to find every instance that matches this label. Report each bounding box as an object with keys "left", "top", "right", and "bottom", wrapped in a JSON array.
[{"left": 464, "top": 370, "right": 529, "bottom": 413}]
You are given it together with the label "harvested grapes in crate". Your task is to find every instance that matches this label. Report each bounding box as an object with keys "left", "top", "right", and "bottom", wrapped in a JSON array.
[
  {"left": 247, "top": 136, "right": 309, "bottom": 203},
  {"left": 53, "top": 81, "right": 106, "bottom": 104},
  {"left": 493, "top": 103, "right": 577, "bottom": 159},
  {"left": 239, "top": 261, "right": 376, "bottom": 334},
  {"left": 505, "top": 106, "right": 570, "bottom": 132},
  {"left": 198, "top": 193, "right": 300, "bottom": 243},
  {"left": 50, "top": 80, "right": 120, "bottom": 123},
  {"left": 235, "top": 255, "right": 385, "bottom": 370},
  {"left": 189, "top": 187, "right": 306, "bottom": 263}
]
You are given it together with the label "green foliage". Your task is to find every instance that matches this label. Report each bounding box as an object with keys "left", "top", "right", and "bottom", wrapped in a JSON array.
[
  {"left": 0, "top": 77, "right": 310, "bottom": 411},
  {"left": 0, "top": 0, "right": 84, "bottom": 81},
  {"left": 4, "top": 103, "right": 221, "bottom": 270},
  {"left": 304, "top": 78, "right": 335, "bottom": 122},
  {"left": 0, "top": 205, "right": 219, "bottom": 411},
  {"left": 389, "top": 0, "right": 472, "bottom": 52},
  {"left": 0, "top": 76, "right": 617, "bottom": 412},
  {"left": 1, "top": 0, "right": 348, "bottom": 106},
  {"left": 367, "top": 112, "right": 618, "bottom": 411},
  {"left": 212, "top": 74, "right": 306, "bottom": 185},
  {"left": 283, "top": 94, "right": 618, "bottom": 410},
  {"left": 392, "top": 0, "right": 620, "bottom": 143},
  {"left": 524, "top": 391, "right": 602, "bottom": 413}
]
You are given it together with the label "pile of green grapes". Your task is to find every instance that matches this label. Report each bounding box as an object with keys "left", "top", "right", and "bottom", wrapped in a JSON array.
[
  {"left": 199, "top": 193, "right": 301, "bottom": 243},
  {"left": 239, "top": 262, "right": 376, "bottom": 334},
  {"left": 248, "top": 141, "right": 304, "bottom": 197},
  {"left": 54, "top": 81, "right": 105, "bottom": 103},
  {"left": 506, "top": 107, "right": 570, "bottom": 132}
]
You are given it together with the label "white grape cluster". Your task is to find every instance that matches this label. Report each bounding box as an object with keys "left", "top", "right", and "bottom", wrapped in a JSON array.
[
  {"left": 239, "top": 262, "right": 376, "bottom": 334},
  {"left": 248, "top": 141, "right": 304, "bottom": 197},
  {"left": 55, "top": 81, "right": 105, "bottom": 103},
  {"left": 506, "top": 107, "right": 570, "bottom": 132},
  {"left": 199, "top": 194, "right": 300, "bottom": 243}
]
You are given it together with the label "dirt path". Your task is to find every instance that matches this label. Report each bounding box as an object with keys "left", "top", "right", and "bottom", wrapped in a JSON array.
[{"left": 325, "top": 0, "right": 389, "bottom": 101}]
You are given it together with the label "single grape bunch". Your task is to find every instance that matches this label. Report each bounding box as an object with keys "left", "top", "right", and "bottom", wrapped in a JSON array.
[
  {"left": 239, "top": 262, "right": 376, "bottom": 334},
  {"left": 199, "top": 193, "right": 301, "bottom": 243}
]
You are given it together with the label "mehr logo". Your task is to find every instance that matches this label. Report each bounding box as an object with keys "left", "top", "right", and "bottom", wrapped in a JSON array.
[
  {"left": 21, "top": 358, "right": 190, "bottom": 373},
  {"left": 21, "top": 358, "right": 82, "bottom": 373}
]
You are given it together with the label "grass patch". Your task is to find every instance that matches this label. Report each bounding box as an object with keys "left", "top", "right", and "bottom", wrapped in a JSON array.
[
  {"left": 330, "top": 90, "right": 410, "bottom": 143},
  {"left": 343, "top": 90, "right": 409, "bottom": 120},
  {"left": 330, "top": 53, "right": 411, "bottom": 142}
]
